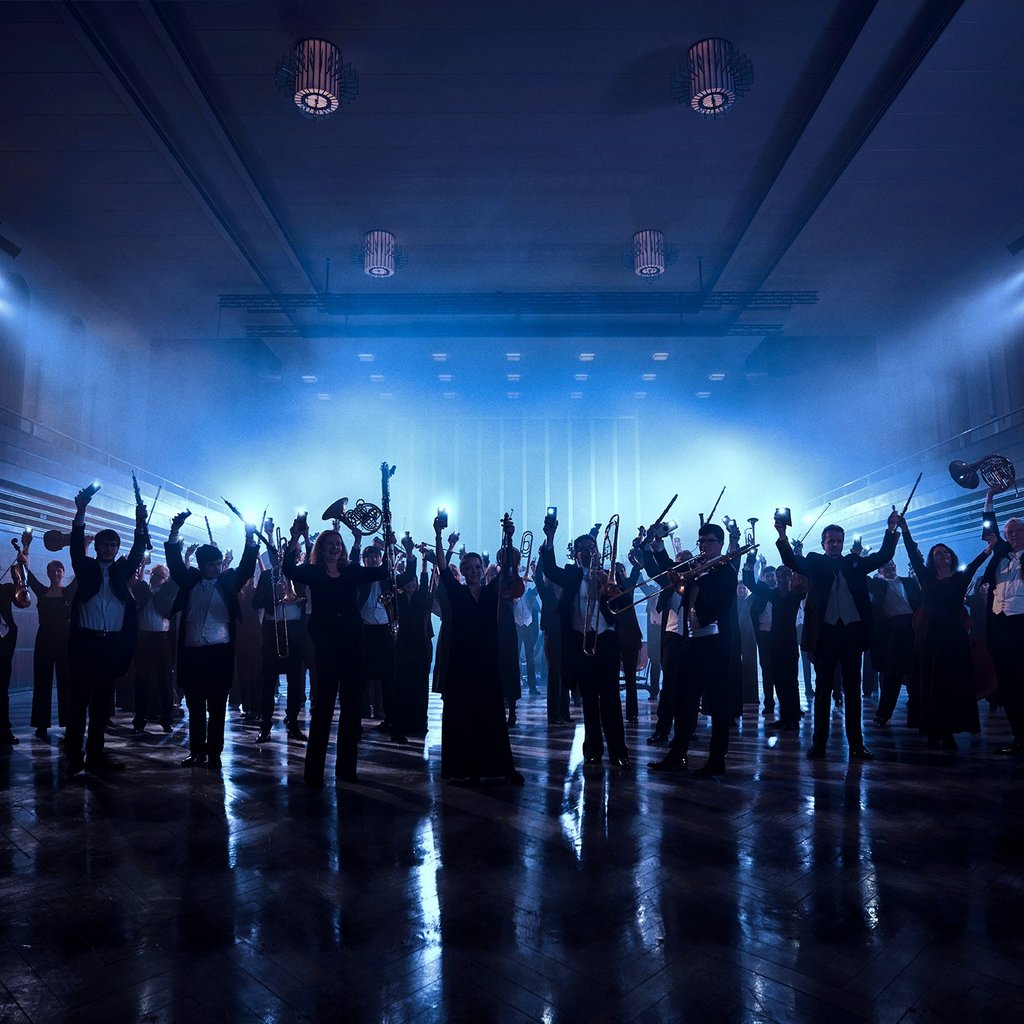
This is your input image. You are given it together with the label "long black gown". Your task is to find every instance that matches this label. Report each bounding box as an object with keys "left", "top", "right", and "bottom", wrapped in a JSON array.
[
  {"left": 906, "top": 540, "right": 989, "bottom": 740},
  {"left": 439, "top": 568, "right": 516, "bottom": 780}
]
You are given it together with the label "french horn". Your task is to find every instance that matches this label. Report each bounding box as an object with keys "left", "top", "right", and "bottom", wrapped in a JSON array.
[{"left": 948, "top": 454, "right": 1015, "bottom": 491}]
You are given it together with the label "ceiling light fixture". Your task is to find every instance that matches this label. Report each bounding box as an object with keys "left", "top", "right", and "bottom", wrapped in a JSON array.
[
  {"left": 578, "top": 352, "right": 595, "bottom": 362},
  {"left": 652, "top": 352, "right": 669, "bottom": 361},
  {"left": 438, "top": 374, "right": 452, "bottom": 382},
  {"left": 641, "top": 373, "right": 656, "bottom": 382},
  {"left": 276, "top": 38, "right": 358, "bottom": 120},
  {"left": 626, "top": 230, "right": 675, "bottom": 278},
  {"left": 673, "top": 38, "right": 753, "bottom": 118},
  {"left": 357, "top": 353, "right": 374, "bottom": 362},
  {"left": 370, "top": 374, "right": 384, "bottom": 383},
  {"left": 696, "top": 391, "right": 711, "bottom": 399},
  {"left": 506, "top": 352, "right": 521, "bottom": 361},
  {"left": 432, "top": 353, "right": 448, "bottom": 361},
  {"left": 363, "top": 230, "right": 398, "bottom": 278},
  {"left": 634, "top": 391, "right": 647, "bottom": 399},
  {"left": 570, "top": 391, "right": 583, "bottom": 400},
  {"left": 574, "top": 373, "right": 588, "bottom": 382},
  {"left": 507, "top": 373, "right": 521, "bottom": 382},
  {"left": 708, "top": 372, "right": 726, "bottom": 381}
]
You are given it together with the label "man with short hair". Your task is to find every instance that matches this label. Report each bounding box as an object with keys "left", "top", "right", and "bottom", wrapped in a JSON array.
[
  {"left": 981, "top": 484, "right": 1024, "bottom": 754},
  {"left": 648, "top": 522, "right": 737, "bottom": 777},
  {"left": 869, "top": 559, "right": 920, "bottom": 727},
  {"left": 132, "top": 562, "right": 176, "bottom": 735},
  {"left": 777, "top": 511, "right": 898, "bottom": 760},
  {"left": 65, "top": 485, "right": 147, "bottom": 776}
]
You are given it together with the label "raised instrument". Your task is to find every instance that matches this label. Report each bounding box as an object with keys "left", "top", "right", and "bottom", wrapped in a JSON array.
[
  {"left": 131, "top": 471, "right": 153, "bottom": 551},
  {"left": 705, "top": 486, "right": 726, "bottom": 524},
  {"left": 2, "top": 535, "right": 31, "bottom": 608},
  {"left": 270, "top": 526, "right": 298, "bottom": 659},
  {"left": 379, "top": 462, "right": 399, "bottom": 636},
  {"left": 796, "top": 502, "right": 831, "bottom": 546},
  {"left": 222, "top": 498, "right": 272, "bottom": 547},
  {"left": 204, "top": 515, "right": 215, "bottom": 545},
  {"left": 519, "top": 529, "right": 534, "bottom": 580},
  {"left": 745, "top": 517, "right": 758, "bottom": 547},
  {"left": 899, "top": 472, "right": 923, "bottom": 516},
  {"left": 583, "top": 514, "right": 619, "bottom": 654},
  {"left": 498, "top": 512, "right": 525, "bottom": 601},
  {"left": 949, "top": 455, "right": 1015, "bottom": 492},
  {"left": 322, "top": 495, "right": 385, "bottom": 535}
]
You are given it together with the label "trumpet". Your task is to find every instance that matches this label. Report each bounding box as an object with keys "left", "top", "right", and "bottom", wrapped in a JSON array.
[{"left": 746, "top": 517, "right": 758, "bottom": 547}]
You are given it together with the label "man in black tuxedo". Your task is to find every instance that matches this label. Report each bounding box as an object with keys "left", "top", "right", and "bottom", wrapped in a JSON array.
[
  {"left": 533, "top": 554, "right": 570, "bottom": 724},
  {"left": 166, "top": 510, "right": 259, "bottom": 770},
  {"left": 981, "top": 484, "right": 1024, "bottom": 754},
  {"left": 776, "top": 510, "right": 899, "bottom": 760},
  {"left": 65, "top": 484, "right": 147, "bottom": 776},
  {"left": 869, "top": 559, "right": 921, "bottom": 727},
  {"left": 648, "top": 522, "right": 737, "bottom": 777},
  {"left": 539, "top": 514, "right": 629, "bottom": 767}
]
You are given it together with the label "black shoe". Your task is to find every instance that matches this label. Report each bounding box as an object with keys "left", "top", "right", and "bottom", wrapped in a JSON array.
[
  {"left": 583, "top": 754, "right": 602, "bottom": 764},
  {"left": 942, "top": 736, "right": 958, "bottom": 751},
  {"left": 506, "top": 770, "right": 525, "bottom": 786},
  {"left": 997, "top": 742, "right": 1024, "bottom": 755},
  {"left": 255, "top": 730, "right": 272, "bottom": 744},
  {"left": 65, "top": 753, "right": 85, "bottom": 777},
  {"left": 391, "top": 732, "right": 408, "bottom": 744},
  {"left": 507, "top": 710, "right": 517, "bottom": 727},
  {"left": 207, "top": 756, "right": 222, "bottom": 770},
  {"left": 131, "top": 725, "right": 145, "bottom": 736},
  {"left": 612, "top": 754, "right": 632, "bottom": 769},
  {"left": 806, "top": 746, "right": 826, "bottom": 760},
  {"left": 648, "top": 754, "right": 687, "bottom": 771},
  {"left": 85, "top": 754, "right": 125, "bottom": 774},
  {"left": 375, "top": 720, "right": 392, "bottom": 733},
  {"left": 161, "top": 722, "right": 172, "bottom": 734},
  {"left": 287, "top": 726, "right": 308, "bottom": 742},
  {"left": 693, "top": 761, "right": 725, "bottom": 778},
  {"left": 336, "top": 767, "right": 358, "bottom": 783},
  {"left": 182, "top": 754, "right": 206, "bottom": 767},
  {"left": 850, "top": 746, "right": 874, "bottom": 761},
  {"left": 34, "top": 727, "right": 48, "bottom": 740},
  {"left": 0, "top": 732, "right": 19, "bottom": 745},
  {"left": 873, "top": 716, "right": 887, "bottom": 727},
  {"left": 646, "top": 733, "right": 668, "bottom": 746},
  {"left": 304, "top": 773, "right": 325, "bottom": 788}
]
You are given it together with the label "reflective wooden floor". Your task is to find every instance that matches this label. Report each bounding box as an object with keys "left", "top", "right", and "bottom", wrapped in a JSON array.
[{"left": 2, "top": 686, "right": 1023, "bottom": 1024}]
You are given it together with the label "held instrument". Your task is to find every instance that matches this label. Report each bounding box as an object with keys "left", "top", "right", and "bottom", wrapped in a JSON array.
[
  {"left": 583, "top": 514, "right": 619, "bottom": 655},
  {"left": 649, "top": 493, "right": 678, "bottom": 536},
  {"left": 204, "top": 516, "right": 214, "bottom": 545},
  {"left": 270, "top": 526, "right": 297, "bottom": 659},
  {"left": 131, "top": 472, "right": 152, "bottom": 551},
  {"left": 519, "top": 529, "right": 534, "bottom": 580},
  {"left": 43, "top": 529, "right": 93, "bottom": 551},
  {"left": 498, "top": 512, "right": 525, "bottom": 602},
  {"left": 379, "top": 462, "right": 399, "bottom": 636},
  {"left": 796, "top": 502, "right": 831, "bottom": 546},
  {"left": 322, "top": 495, "right": 385, "bottom": 536},
  {"left": 948, "top": 455, "right": 1016, "bottom": 492},
  {"left": 899, "top": 472, "right": 923, "bottom": 516},
  {"left": 704, "top": 486, "right": 726, "bottom": 525},
  {"left": 222, "top": 498, "right": 272, "bottom": 547},
  {"left": 745, "top": 517, "right": 758, "bottom": 547},
  {"left": 1, "top": 536, "right": 31, "bottom": 608}
]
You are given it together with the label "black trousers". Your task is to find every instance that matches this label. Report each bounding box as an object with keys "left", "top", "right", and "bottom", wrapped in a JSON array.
[
  {"left": 259, "top": 619, "right": 307, "bottom": 729},
  {"left": 0, "top": 627, "right": 15, "bottom": 735},
  {"left": 30, "top": 628, "right": 71, "bottom": 729},
  {"left": 811, "top": 621, "right": 866, "bottom": 751},
  {"left": 989, "top": 611, "right": 1024, "bottom": 741},
  {"left": 565, "top": 630, "right": 627, "bottom": 760},
  {"left": 668, "top": 633, "right": 730, "bottom": 767},
  {"left": 517, "top": 623, "right": 539, "bottom": 692},
  {"left": 755, "top": 630, "right": 774, "bottom": 708},
  {"left": 620, "top": 638, "right": 641, "bottom": 721},
  {"left": 362, "top": 624, "right": 398, "bottom": 725},
  {"left": 769, "top": 636, "right": 801, "bottom": 725},
  {"left": 544, "top": 629, "right": 569, "bottom": 721},
  {"left": 305, "top": 636, "right": 362, "bottom": 783},
  {"left": 653, "top": 631, "right": 682, "bottom": 739},
  {"left": 66, "top": 629, "right": 123, "bottom": 761},
  {"left": 179, "top": 644, "right": 234, "bottom": 758},
  {"left": 875, "top": 614, "right": 914, "bottom": 724},
  {"left": 133, "top": 632, "right": 174, "bottom": 729}
]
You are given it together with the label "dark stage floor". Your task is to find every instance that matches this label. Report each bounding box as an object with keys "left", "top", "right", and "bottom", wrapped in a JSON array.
[{"left": 1, "top": 686, "right": 1023, "bottom": 1024}]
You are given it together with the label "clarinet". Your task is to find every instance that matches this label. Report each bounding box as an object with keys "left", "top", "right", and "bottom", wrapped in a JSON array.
[
  {"left": 379, "top": 462, "right": 399, "bottom": 637},
  {"left": 131, "top": 472, "right": 153, "bottom": 551}
]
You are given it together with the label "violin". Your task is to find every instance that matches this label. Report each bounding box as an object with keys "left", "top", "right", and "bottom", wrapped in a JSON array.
[
  {"left": 497, "top": 513, "right": 525, "bottom": 601},
  {"left": 8, "top": 537, "right": 30, "bottom": 609}
]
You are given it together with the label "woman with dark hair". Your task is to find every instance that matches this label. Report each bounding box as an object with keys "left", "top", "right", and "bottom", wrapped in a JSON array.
[
  {"left": 28, "top": 558, "right": 76, "bottom": 739},
  {"left": 433, "top": 515, "right": 522, "bottom": 785},
  {"left": 283, "top": 523, "right": 387, "bottom": 785},
  {"left": 898, "top": 515, "right": 994, "bottom": 750}
]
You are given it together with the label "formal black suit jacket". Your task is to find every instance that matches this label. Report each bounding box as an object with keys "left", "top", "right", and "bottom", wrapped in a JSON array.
[
  {"left": 69, "top": 516, "right": 146, "bottom": 671},
  {"left": 777, "top": 528, "right": 898, "bottom": 655},
  {"left": 867, "top": 573, "right": 921, "bottom": 663},
  {"left": 356, "top": 556, "right": 417, "bottom": 613},
  {"left": 165, "top": 539, "right": 258, "bottom": 647},
  {"left": 538, "top": 543, "right": 618, "bottom": 638}
]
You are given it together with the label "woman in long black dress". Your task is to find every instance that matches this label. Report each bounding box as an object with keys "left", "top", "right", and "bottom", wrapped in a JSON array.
[
  {"left": 899, "top": 514, "right": 994, "bottom": 750},
  {"left": 433, "top": 515, "right": 523, "bottom": 784},
  {"left": 283, "top": 522, "right": 387, "bottom": 785},
  {"left": 28, "top": 559, "right": 76, "bottom": 740}
]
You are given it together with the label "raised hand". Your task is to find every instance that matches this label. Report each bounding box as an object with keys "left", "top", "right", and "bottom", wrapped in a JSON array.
[{"left": 169, "top": 509, "right": 191, "bottom": 534}]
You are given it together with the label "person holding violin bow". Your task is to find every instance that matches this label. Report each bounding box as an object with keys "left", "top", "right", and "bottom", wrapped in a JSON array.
[
  {"left": 1, "top": 530, "right": 31, "bottom": 745},
  {"left": 539, "top": 512, "right": 630, "bottom": 768}
]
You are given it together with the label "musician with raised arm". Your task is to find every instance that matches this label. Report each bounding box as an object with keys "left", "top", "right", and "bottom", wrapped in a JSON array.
[
  {"left": 434, "top": 515, "right": 523, "bottom": 784},
  {"left": 647, "top": 522, "right": 737, "bottom": 777},
  {"left": 64, "top": 485, "right": 147, "bottom": 776},
  {"left": 981, "top": 481, "right": 1024, "bottom": 754},
  {"left": 283, "top": 519, "right": 387, "bottom": 785},
  {"left": 539, "top": 513, "right": 629, "bottom": 768},
  {"left": 1, "top": 533, "right": 30, "bottom": 746},
  {"left": 166, "top": 510, "right": 259, "bottom": 772},
  {"left": 776, "top": 509, "right": 899, "bottom": 760}
]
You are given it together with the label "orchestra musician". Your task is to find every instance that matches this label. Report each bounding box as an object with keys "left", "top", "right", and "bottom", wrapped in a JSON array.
[
  {"left": 776, "top": 510, "right": 899, "bottom": 760},
  {"left": 539, "top": 513, "right": 629, "bottom": 768},
  {"left": 1, "top": 533, "right": 30, "bottom": 746},
  {"left": 166, "top": 511, "right": 259, "bottom": 771},
  {"left": 647, "top": 522, "right": 737, "bottom": 777},
  {"left": 27, "top": 553, "right": 75, "bottom": 741}
]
